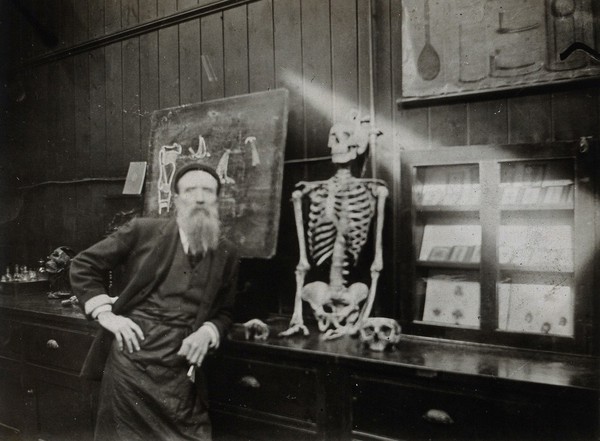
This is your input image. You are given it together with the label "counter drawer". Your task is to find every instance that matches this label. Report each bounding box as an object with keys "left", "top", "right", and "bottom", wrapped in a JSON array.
[
  {"left": 22, "top": 324, "right": 93, "bottom": 372},
  {"left": 0, "top": 320, "right": 21, "bottom": 358},
  {"left": 206, "top": 355, "right": 317, "bottom": 423},
  {"left": 352, "top": 376, "right": 502, "bottom": 441}
]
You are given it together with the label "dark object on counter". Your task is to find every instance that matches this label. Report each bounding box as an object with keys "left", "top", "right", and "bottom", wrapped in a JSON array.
[
  {"left": 0, "top": 280, "right": 50, "bottom": 295},
  {"left": 45, "top": 246, "right": 76, "bottom": 293}
]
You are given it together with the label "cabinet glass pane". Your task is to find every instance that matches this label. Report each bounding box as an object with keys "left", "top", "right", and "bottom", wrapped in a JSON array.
[
  {"left": 412, "top": 164, "right": 481, "bottom": 329},
  {"left": 415, "top": 164, "right": 480, "bottom": 207},
  {"left": 496, "top": 159, "right": 575, "bottom": 338}
]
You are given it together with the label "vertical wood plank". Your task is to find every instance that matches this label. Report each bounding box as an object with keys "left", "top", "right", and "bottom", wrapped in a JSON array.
[
  {"left": 301, "top": 0, "right": 332, "bottom": 162},
  {"left": 273, "top": 0, "right": 304, "bottom": 313},
  {"left": 140, "top": 31, "right": 159, "bottom": 157},
  {"left": 105, "top": 42, "right": 125, "bottom": 173},
  {"left": 159, "top": 25, "right": 180, "bottom": 108},
  {"left": 139, "top": 0, "right": 157, "bottom": 22},
  {"left": 139, "top": 3, "right": 158, "bottom": 152},
  {"left": 158, "top": 0, "right": 177, "bottom": 17},
  {"left": 105, "top": 0, "right": 122, "bottom": 33},
  {"left": 89, "top": 0, "right": 106, "bottom": 38},
  {"left": 73, "top": 0, "right": 90, "bottom": 44},
  {"left": 178, "top": 0, "right": 199, "bottom": 10},
  {"left": 74, "top": 53, "right": 93, "bottom": 251},
  {"left": 60, "top": 0, "right": 75, "bottom": 47},
  {"left": 357, "top": 0, "right": 371, "bottom": 119},
  {"left": 123, "top": 38, "right": 142, "bottom": 161},
  {"left": 248, "top": 0, "right": 274, "bottom": 93},
  {"left": 223, "top": 5, "right": 249, "bottom": 97},
  {"left": 273, "top": 0, "right": 303, "bottom": 161},
  {"left": 507, "top": 94, "right": 552, "bottom": 144},
  {"left": 89, "top": 47, "right": 107, "bottom": 176},
  {"left": 429, "top": 103, "right": 468, "bottom": 147},
  {"left": 552, "top": 88, "right": 599, "bottom": 141},
  {"left": 372, "top": 0, "right": 395, "bottom": 317},
  {"left": 201, "top": 13, "right": 225, "bottom": 101},
  {"left": 331, "top": 0, "right": 358, "bottom": 122},
  {"left": 179, "top": 18, "right": 202, "bottom": 105},
  {"left": 469, "top": 99, "right": 509, "bottom": 145},
  {"left": 121, "top": 0, "right": 139, "bottom": 28}
]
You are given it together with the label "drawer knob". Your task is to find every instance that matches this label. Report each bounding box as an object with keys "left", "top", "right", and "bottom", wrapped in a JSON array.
[
  {"left": 239, "top": 375, "right": 260, "bottom": 389},
  {"left": 423, "top": 409, "right": 454, "bottom": 425},
  {"left": 46, "top": 339, "right": 60, "bottom": 350}
]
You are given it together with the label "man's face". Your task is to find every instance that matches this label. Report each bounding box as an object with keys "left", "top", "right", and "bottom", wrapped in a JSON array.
[{"left": 174, "top": 170, "right": 219, "bottom": 214}]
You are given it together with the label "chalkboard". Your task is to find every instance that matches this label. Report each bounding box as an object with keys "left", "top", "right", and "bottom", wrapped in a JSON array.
[{"left": 144, "top": 89, "right": 289, "bottom": 259}]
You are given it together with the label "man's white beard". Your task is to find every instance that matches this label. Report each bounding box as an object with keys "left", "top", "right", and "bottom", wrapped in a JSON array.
[{"left": 176, "top": 203, "right": 221, "bottom": 255}]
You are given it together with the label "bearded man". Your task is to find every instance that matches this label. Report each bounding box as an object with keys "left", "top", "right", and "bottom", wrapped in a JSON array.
[{"left": 70, "top": 163, "right": 239, "bottom": 441}]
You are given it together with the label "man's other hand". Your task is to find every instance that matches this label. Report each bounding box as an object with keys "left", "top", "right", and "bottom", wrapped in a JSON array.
[
  {"left": 97, "top": 311, "right": 144, "bottom": 353},
  {"left": 177, "top": 327, "right": 211, "bottom": 367}
]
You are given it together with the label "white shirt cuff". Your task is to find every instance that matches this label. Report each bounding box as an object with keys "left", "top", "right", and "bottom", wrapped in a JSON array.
[
  {"left": 84, "top": 294, "right": 117, "bottom": 317},
  {"left": 201, "top": 322, "right": 220, "bottom": 349}
]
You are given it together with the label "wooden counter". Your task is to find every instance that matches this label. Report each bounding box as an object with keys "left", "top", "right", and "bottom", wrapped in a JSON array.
[{"left": 1, "top": 295, "right": 598, "bottom": 440}]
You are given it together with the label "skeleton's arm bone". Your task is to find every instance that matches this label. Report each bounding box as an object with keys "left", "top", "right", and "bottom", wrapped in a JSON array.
[
  {"left": 357, "top": 184, "right": 388, "bottom": 327},
  {"left": 278, "top": 189, "right": 311, "bottom": 337}
]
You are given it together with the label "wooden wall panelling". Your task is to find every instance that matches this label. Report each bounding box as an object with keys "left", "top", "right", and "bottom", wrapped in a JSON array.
[
  {"left": 388, "top": 0, "right": 403, "bottom": 312},
  {"left": 248, "top": 0, "right": 274, "bottom": 93},
  {"left": 43, "top": 62, "right": 61, "bottom": 253},
  {"left": 552, "top": 88, "right": 599, "bottom": 141},
  {"left": 429, "top": 103, "right": 468, "bottom": 147},
  {"left": 89, "top": 0, "right": 106, "bottom": 39},
  {"left": 73, "top": 53, "right": 94, "bottom": 251},
  {"left": 273, "top": 0, "right": 303, "bottom": 163},
  {"left": 372, "top": 0, "right": 395, "bottom": 316},
  {"left": 158, "top": 0, "right": 178, "bottom": 17},
  {"left": 357, "top": 0, "right": 372, "bottom": 124},
  {"left": 330, "top": 0, "right": 358, "bottom": 124},
  {"left": 158, "top": 25, "right": 181, "bottom": 109},
  {"left": 59, "top": 0, "right": 75, "bottom": 48},
  {"left": 468, "top": 100, "right": 509, "bottom": 146},
  {"left": 201, "top": 13, "right": 225, "bottom": 101},
  {"left": 507, "top": 94, "right": 552, "bottom": 144},
  {"left": 58, "top": 57, "right": 77, "bottom": 249},
  {"left": 105, "top": 42, "right": 125, "bottom": 174},
  {"left": 272, "top": 0, "right": 304, "bottom": 314},
  {"left": 179, "top": 0, "right": 201, "bottom": 11},
  {"left": 104, "top": 0, "right": 122, "bottom": 34},
  {"left": 139, "top": 30, "right": 159, "bottom": 167},
  {"left": 223, "top": 5, "right": 249, "bottom": 97},
  {"left": 179, "top": 18, "right": 203, "bottom": 105},
  {"left": 73, "top": 0, "right": 90, "bottom": 46},
  {"left": 88, "top": 48, "right": 107, "bottom": 177},
  {"left": 122, "top": 37, "right": 142, "bottom": 162},
  {"left": 138, "top": 0, "right": 158, "bottom": 23},
  {"left": 300, "top": 0, "right": 332, "bottom": 178},
  {"left": 122, "top": 0, "right": 140, "bottom": 28}
]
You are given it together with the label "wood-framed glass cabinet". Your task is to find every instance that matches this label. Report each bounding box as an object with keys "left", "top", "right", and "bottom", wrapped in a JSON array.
[{"left": 399, "top": 140, "right": 598, "bottom": 355}]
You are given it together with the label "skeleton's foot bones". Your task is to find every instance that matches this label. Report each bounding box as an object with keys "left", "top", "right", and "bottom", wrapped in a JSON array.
[{"left": 278, "top": 323, "right": 309, "bottom": 337}]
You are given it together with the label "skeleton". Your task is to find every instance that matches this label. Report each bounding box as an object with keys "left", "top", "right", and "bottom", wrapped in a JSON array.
[
  {"left": 158, "top": 143, "right": 182, "bottom": 214},
  {"left": 280, "top": 113, "right": 388, "bottom": 340},
  {"left": 359, "top": 317, "right": 401, "bottom": 351}
]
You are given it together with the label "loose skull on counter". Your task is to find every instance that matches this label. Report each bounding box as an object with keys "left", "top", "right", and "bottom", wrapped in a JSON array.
[{"left": 359, "top": 317, "right": 401, "bottom": 351}]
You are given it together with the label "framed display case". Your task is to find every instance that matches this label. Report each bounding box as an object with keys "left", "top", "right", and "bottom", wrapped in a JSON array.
[{"left": 400, "top": 140, "right": 598, "bottom": 354}]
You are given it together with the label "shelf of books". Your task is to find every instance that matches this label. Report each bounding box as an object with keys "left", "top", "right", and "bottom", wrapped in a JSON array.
[
  {"left": 412, "top": 164, "right": 482, "bottom": 329},
  {"left": 400, "top": 141, "right": 596, "bottom": 354}
]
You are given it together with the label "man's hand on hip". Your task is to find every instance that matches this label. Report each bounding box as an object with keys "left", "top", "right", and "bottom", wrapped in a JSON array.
[
  {"left": 97, "top": 311, "right": 145, "bottom": 353},
  {"left": 177, "top": 327, "right": 211, "bottom": 367}
]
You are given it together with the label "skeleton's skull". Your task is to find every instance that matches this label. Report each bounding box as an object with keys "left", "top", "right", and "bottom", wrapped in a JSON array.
[
  {"left": 359, "top": 317, "right": 401, "bottom": 351},
  {"left": 327, "top": 114, "right": 369, "bottom": 164}
]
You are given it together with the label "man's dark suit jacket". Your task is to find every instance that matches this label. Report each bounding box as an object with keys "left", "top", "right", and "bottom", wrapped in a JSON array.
[{"left": 70, "top": 217, "right": 240, "bottom": 380}]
